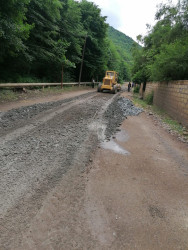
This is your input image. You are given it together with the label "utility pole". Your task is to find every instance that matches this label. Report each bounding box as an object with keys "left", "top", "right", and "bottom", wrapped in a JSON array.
[
  {"left": 61, "top": 64, "right": 63, "bottom": 89},
  {"left": 79, "top": 34, "right": 87, "bottom": 86}
]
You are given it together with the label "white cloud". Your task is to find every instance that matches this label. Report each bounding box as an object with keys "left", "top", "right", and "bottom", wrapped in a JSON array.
[{"left": 88, "top": 0, "right": 178, "bottom": 41}]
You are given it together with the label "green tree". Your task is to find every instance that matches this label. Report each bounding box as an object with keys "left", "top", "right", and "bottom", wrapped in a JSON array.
[
  {"left": 24, "top": 0, "right": 63, "bottom": 81},
  {"left": 0, "top": 0, "right": 31, "bottom": 59},
  {"left": 78, "top": 0, "right": 108, "bottom": 81},
  {"left": 106, "top": 40, "right": 131, "bottom": 82},
  {"left": 131, "top": 40, "right": 149, "bottom": 84},
  {"left": 132, "top": 0, "right": 188, "bottom": 82},
  {"left": 58, "top": 0, "right": 85, "bottom": 82},
  {"left": 0, "top": 0, "right": 135, "bottom": 83},
  {"left": 0, "top": 0, "right": 32, "bottom": 81}
]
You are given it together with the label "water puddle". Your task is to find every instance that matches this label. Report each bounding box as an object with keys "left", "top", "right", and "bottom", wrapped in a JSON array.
[
  {"left": 116, "top": 130, "right": 130, "bottom": 142},
  {"left": 89, "top": 122, "right": 107, "bottom": 141},
  {"left": 101, "top": 140, "right": 130, "bottom": 156},
  {"left": 89, "top": 122, "right": 130, "bottom": 156}
]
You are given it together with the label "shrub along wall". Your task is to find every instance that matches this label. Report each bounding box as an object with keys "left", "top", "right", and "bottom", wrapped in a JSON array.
[{"left": 140, "top": 81, "right": 188, "bottom": 128}]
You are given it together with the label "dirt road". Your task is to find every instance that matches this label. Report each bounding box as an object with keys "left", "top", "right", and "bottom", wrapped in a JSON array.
[{"left": 0, "top": 88, "right": 187, "bottom": 249}]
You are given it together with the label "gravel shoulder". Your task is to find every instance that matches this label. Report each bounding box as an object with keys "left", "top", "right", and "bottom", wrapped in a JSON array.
[{"left": 0, "top": 88, "right": 187, "bottom": 249}]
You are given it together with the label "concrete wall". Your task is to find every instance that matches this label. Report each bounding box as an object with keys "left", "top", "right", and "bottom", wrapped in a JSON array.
[{"left": 143, "top": 81, "right": 188, "bottom": 128}]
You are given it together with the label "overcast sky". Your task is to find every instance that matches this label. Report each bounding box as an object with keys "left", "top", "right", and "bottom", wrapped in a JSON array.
[{"left": 87, "top": 0, "right": 178, "bottom": 41}]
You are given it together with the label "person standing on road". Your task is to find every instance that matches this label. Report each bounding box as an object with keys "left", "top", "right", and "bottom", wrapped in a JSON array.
[
  {"left": 128, "top": 82, "right": 131, "bottom": 92},
  {"left": 92, "top": 78, "right": 95, "bottom": 88}
]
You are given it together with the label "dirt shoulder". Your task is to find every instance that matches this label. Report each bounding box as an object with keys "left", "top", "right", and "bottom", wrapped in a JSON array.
[{"left": 0, "top": 87, "right": 95, "bottom": 112}]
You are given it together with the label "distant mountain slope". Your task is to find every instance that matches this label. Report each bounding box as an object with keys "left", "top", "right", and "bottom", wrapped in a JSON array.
[{"left": 108, "top": 26, "right": 136, "bottom": 64}]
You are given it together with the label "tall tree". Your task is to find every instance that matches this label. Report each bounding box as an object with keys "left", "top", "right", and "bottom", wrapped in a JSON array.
[
  {"left": 58, "top": 0, "right": 85, "bottom": 82},
  {"left": 0, "top": 0, "right": 31, "bottom": 81},
  {"left": 24, "top": 0, "right": 63, "bottom": 81},
  {"left": 132, "top": 0, "right": 188, "bottom": 82},
  {"left": 0, "top": 0, "right": 133, "bottom": 83},
  {"left": 78, "top": 0, "right": 108, "bottom": 81},
  {"left": 0, "top": 0, "right": 31, "bottom": 59}
]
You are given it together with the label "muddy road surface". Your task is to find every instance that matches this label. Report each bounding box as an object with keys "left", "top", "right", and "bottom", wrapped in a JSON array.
[{"left": 0, "top": 89, "right": 188, "bottom": 250}]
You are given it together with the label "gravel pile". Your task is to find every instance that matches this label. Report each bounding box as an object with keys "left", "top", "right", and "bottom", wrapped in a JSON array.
[
  {"left": 118, "top": 97, "right": 143, "bottom": 116},
  {"left": 104, "top": 96, "right": 143, "bottom": 138}
]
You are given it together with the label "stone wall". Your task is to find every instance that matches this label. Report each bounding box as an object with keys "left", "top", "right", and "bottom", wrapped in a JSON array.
[{"left": 143, "top": 81, "right": 188, "bottom": 128}]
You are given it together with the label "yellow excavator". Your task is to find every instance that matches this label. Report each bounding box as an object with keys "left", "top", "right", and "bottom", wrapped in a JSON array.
[{"left": 97, "top": 71, "right": 121, "bottom": 94}]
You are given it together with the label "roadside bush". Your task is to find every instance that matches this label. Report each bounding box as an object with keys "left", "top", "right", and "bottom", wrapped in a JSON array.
[
  {"left": 0, "top": 89, "right": 18, "bottom": 101},
  {"left": 16, "top": 76, "right": 42, "bottom": 83},
  {"left": 133, "top": 85, "right": 140, "bottom": 93},
  {"left": 145, "top": 91, "right": 154, "bottom": 105}
]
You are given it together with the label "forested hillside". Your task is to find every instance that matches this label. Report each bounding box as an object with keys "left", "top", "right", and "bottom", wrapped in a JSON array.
[
  {"left": 108, "top": 26, "right": 135, "bottom": 63},
  {"left": 0, "top": 0, "right": 133, "bottom": 83},
  {"left": 107, "top": 26, "right": 137, "bottom": 82},
  {"left": 132, "top": 0, "right": 188, "bottom": 83}
]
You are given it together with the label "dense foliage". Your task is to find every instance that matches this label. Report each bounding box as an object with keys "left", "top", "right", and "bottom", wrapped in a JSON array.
[
  {"left": 107, "top": 26, "right": 135, "bottom": 81},
  {"left": 132, "top": 0, "right": 188, "bottom": 83},
  {"left": 0, "top": 0, "right": 133, "bottom": 83}
]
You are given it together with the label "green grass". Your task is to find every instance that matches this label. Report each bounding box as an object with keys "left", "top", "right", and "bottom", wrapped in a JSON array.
[
  {"left": 37, "top": 85, "right": 92, "bottom": 95},
  {"left": 0, "top": 89, "right": 19, "bottom": 102},
  {"left": 145, "top": 92, "right": 154, "bottom": 105},
  {"left": 162, "top": 117, "right": 184, "bottom": 134},
  {"left": 133, "top": 85, "right": 140, "bottom": 93},
  {"left": 0, "top": 85, "right": 93, "bottom": 103},
  {"left": 132, "top": 94, "right": 148, "bottom": 109},
  {"left": 133, "top": 93, "right": 185, "bottom": 136},
  {"left": 151, "top": 106, "right": 185, "bottom": 134}
]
